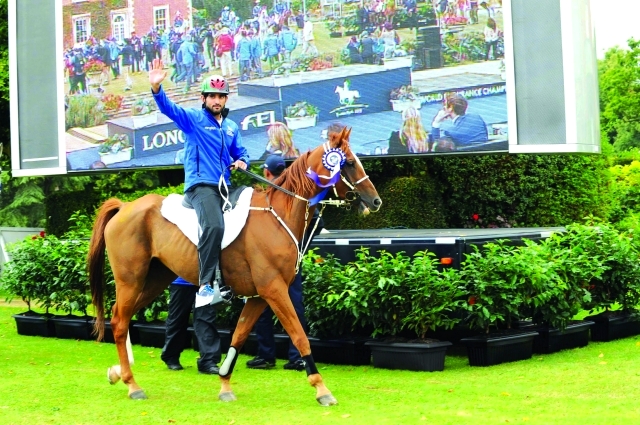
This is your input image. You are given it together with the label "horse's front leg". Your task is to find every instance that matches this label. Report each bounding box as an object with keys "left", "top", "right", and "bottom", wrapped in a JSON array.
[
  {"left": 218, "top": 297, "right": 268, "bottom": 402},
  {"left": 268, "top": 287, "right": 338, "bottom": 406}
]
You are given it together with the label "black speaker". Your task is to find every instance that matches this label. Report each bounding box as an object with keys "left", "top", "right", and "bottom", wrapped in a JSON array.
[
  {"left": 420, "top": 48, "right": 443, "bottom": 69},
  {"left": 418, "top": 26, "right": 441, "bottom": 49}
]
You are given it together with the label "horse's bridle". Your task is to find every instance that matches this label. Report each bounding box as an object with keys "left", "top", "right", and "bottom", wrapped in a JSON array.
[{"left": 328, "top": 167, "right": 370, "bottom": 210}]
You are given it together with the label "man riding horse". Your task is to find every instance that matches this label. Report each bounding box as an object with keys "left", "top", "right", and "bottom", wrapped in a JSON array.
[{"left": 150, "top": 58, "right": 248, "bottom": 307}]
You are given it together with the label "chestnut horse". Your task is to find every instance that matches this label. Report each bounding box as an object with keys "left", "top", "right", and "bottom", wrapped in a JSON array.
[{"left": 88, "top": 128, "right": 382, "bottom": 405}]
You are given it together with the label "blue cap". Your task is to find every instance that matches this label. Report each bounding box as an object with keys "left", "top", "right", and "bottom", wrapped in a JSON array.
[{"left": 262, "top": 154, "right": 286, "bottom": 175}]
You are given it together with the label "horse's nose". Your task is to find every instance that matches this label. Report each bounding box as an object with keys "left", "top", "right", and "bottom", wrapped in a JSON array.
[{"left": 373, "top": 197, "right": 382, "bottom": 209}]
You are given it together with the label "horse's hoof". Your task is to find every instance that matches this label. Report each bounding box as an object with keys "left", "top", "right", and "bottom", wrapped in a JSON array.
[
  {"left": 107, "top": 367, "right": 120, "bottom": 385},
  {"left": 317, "top": 393, "right": 338, "bottom": 406},
  {"left": 219, "top": 391, "right": 237, "bottom": 402},
  {"left": 129, "top": 389, "right": 148, "bottom": 400}
]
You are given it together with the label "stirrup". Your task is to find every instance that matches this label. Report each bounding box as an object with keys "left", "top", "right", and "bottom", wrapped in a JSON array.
[{"left": 211, "top": 270, "right": 234, "bottom": 306}]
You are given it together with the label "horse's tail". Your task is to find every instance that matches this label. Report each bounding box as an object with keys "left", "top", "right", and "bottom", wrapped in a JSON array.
[{"left": 89, "top": 198, "right": 124, "bottom": 341}]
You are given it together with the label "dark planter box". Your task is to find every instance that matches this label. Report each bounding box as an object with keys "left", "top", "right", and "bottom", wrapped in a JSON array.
[
  {"left": 310, "top": 337, "right": 372, "bottom": 366},
  {"left": 329, "top": 31, "right": 343, "bottom": 38},
  {"left": 12, "top": 312, "right": 56, "bottom": 337},
  {"left": 133, "top": 322, "right": 167, "bottom": 348},
  {"left": 519, "top": 321, "right": 594, "bottom": 354},
  {"left": 585, "top": 312, "right": 640, "bottom": 342},
  {"left": 460, "top": 331, "right": 538, "bottom": 367},
  {"left": 365, "top": 339, "right": 451, "bottom": 371},
  {"left": 51, "top": 315, "right": 93, "bottom": 340},
  {"left": 239, "top": 332, "right": 289, "bottom": 358},
  {"left": 92, "top": 319, "right": 141, "bottom": 345}
]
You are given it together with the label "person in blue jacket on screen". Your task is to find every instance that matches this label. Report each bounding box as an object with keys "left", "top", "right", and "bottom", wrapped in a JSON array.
[
  {"left": 161, "top": 277, "right": 221, "bottom": 374},
  {"left": 150, "top": 58, "right": 249, "bottom": 308},
  {"left": 430, "top": 94, "right": 488, "bottom": 146}
]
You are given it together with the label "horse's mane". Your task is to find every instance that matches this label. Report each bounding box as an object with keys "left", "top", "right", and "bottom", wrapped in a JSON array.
[{"left": 265, "top": 151, "right": 315, "bottom": 211}]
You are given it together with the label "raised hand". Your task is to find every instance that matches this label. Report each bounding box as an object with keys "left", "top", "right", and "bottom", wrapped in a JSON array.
[{"left": 149, "top": 58, "right": 167, "bottom": 93}]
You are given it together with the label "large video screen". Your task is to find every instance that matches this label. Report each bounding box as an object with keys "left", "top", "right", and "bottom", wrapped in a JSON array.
[{"left": 61, "top": 0, "right": 511, "bottom": 172}]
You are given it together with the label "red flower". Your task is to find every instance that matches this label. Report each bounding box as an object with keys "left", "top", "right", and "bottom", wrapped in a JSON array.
[
  {"left": 39, "top": 231, "right": 46, "bottom": 238},
  {"left": 472, "top": 213, "right": 479, "bottom": 221},
  {"left": 468, "top": 296, "right": 477, "bottom": 305}
]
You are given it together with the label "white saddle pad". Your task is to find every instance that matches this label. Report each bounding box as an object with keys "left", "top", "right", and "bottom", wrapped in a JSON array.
[{"left": 161, "top": 188, "right": 254, "bottom": 249}]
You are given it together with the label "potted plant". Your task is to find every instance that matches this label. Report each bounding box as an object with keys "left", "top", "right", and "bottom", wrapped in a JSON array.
[
  {"left": 301, "top": 250, "right": 373, "bottom": 366},
  {"left": 101, "top": 93, "right": 124, "bottom": 113},
  {"left": 458, "top": 241, "right": 538, "bottom": 366},
  {"left": 514, "top": 237, "right": 597, "bottom": 354},
  {"left": 46, "top": 236, "right": 94, "bottom": 340},
  {"left": 284, "top": 101, "right": 319, "bottom": 130},
  {"left": 571, "top": 222, "right": 640, "bottom": 341},
  {"left": 341, "top": 15, "right": 360, "bottom": 36},
  {"left": 389, "top": 85, "right": 422, "bottom": 112},
  {"left": 325, "top": 19, "right": 343, "bottom": 38},
  {"left": 83, "top": 58, "right": 105, "bottom": 90},
  {"left": 84, "top": 58, "right": 105, "bottom": 75},
  {"left": 0, "top": 231, "right": 57, "bottom": 337},
  {"left": 364, "top": 250, "right": 465, "bottom": 372},
  {"left": 98, "top": 133, "right": 133, "bottom": 165},
  {"left": 131, "top": 97, "right": 158, "bottom": 128},
  {"left": 326, "top": 248, "right": 457, "bottom": 371}
]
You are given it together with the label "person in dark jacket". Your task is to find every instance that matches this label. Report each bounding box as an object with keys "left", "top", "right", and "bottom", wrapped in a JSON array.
[
  {"left": 245, "top": 154, "right": 324, "bottom": 371},
  {"left": 161, "top": 277, "right": 222, "bottom": 374},
  {"left": 360, "top": 31, "right": 376, "bottom": 64}
]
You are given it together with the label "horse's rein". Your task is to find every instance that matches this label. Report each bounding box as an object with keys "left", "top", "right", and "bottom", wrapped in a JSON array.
[{"left": 233, "top": 167, "right": 307, "bottom": 202}]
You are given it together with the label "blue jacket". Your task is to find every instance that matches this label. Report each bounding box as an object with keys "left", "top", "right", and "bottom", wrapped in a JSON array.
[
  {"left": 153, "top": 86, "right": 250, "bottom": 191},
  {"left": 262, "top": 33, "right": 281, "bottom": 58},
  {"left": 431, "top": 113, "right": 489, "bottom": 145},
  {"left": 281, "top": 29, "right": 297, "bottom": 52},
  {"left": 250, "top": 37, "right": 262, "bottom": 59},
  {"left": 236, "top": 38, "right": 252, "bottom": 61},
  {"left": 172, "top": 277, "right": 192, "bottom": 286}
]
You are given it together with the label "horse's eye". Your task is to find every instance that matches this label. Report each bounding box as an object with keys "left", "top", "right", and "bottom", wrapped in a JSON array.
[{"left": 346, "top": 160, "right": 355, "bottom": 167}]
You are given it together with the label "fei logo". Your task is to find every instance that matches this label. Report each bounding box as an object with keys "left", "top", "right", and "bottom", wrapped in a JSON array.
[{"left": 330, "top": 79, "right": 368, "bottom": 118}]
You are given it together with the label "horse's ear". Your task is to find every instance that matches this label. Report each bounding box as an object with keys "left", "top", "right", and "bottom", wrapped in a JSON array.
[{"left": 334, "top": 127, "right": 351, "bottom": 151}]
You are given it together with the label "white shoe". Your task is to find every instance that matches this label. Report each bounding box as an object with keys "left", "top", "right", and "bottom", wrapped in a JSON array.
[{"left": 195, "top": 284, "right": 215, "bottom": 308}]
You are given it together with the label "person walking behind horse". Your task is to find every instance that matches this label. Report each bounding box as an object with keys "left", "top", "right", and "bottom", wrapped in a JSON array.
[
  {"left": 150, "top": 59, "right": 249, "bottom": 307},
  {"left": 161, "top": 277, "right": 222, "bottom": 374},
  {"left": 245, "top": 154, "right": 324, "bottom": 372}
]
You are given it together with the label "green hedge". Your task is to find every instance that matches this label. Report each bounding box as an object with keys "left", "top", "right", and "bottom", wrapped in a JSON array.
[
  {"left": 322, "top": 175, "right": 446, "bottom": 229},
  {"left": 427, "top": 153, "right": 612, "bottom": 228},
  {"left": 45, "top": 190, "right": 101, "bottom": 237}
]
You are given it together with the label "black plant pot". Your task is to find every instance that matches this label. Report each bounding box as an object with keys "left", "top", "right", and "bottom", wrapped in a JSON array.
[
  {"left": 133, "top": 321, "right": 167, "bottom": 348},
  {"left": 51, "top": 315, "right": 93, "bottom": 340},
  {"left": 365, "top": 339, "right": 451, "bottom": 371},
  {"left": 519, "top": 321, "right": 594, "bottom": 354},
  {"left": 584, "top": 312, "right": 640, "bottom": 342},
  {"left": 240, "top": 332, "right": 289, "bottom": 357},
  {"left": 460, "top": 330, "right": 538, "bottom": 367},
  {"left": 94, "top": 319, "right": 141, "bottom": 345},
  {"left": 329, "top": 31, "right": 343, "bottom": 38},
  {"left": 310, "top": 337, "right": 372, "bottom": 366},
  {"left": 12, "top": 311, "right": 56, "bottom": 337}
]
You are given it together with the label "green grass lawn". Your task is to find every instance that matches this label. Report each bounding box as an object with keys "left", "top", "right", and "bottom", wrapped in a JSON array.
[{"left": 2, "top": 304, "right": 639, "bottom": 425}]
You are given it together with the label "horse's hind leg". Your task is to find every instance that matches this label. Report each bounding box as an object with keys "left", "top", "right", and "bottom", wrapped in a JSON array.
[
  {"left": 217, "top": 297, "right": 268, "bottom": 402},
  {"left": 268, "top": 283, "right": 337, "bottom": 406},
  {"left": 109, "top": 274, "right": 168, "bottom": 400}
]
